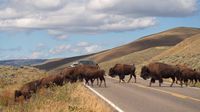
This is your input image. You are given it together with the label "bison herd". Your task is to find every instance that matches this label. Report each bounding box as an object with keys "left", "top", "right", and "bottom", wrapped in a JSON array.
[
  {"left": 15, "top": 62, "right": 200, "bottom": 101},
  {"left": 15, "top": 65, "right": 106, "bottom": 101}
]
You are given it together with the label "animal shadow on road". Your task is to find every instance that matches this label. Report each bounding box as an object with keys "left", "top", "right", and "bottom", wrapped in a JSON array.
[{"left": 150, "top": 85, "right": 183, "bottom": 88}]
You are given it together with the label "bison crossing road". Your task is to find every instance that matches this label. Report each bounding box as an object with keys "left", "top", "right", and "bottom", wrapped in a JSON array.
[{"left": 15, "top": 62, "right": 200, "bottom": 103}]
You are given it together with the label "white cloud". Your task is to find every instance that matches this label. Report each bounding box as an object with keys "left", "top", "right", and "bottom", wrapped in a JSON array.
[
  {"left": 49, "top": 44, "right": 71, "bottom": 55},
  {"left": 56, "top": 34, "right": 68, "bottom": 40},
  {"left": 87, "top": 0, "right": 198, "bottom": 17},
  {"left": 74, "top": 41, "right": 103, "bottom": 53},
  {"left": 30, "top": 51, "right": 43, "bottom": 59},
  {"left": 85, "top": 45, "right": 102, "bottom": 53},
  {"left": 0, "top": 0, "right": 198, "bottom": 34},
  {"left": 77, "top": 41, "right": 90, "bottom": 47}
]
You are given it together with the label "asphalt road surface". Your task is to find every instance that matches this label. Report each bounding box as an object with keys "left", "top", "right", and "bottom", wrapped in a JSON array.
[{"left": 87, "top": 77, "right": 200, "bottom": 112}]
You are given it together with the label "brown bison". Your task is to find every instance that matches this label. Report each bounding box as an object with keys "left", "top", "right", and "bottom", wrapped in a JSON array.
[
  {"left": 40, "top": 74, "right": 65, "bottom": 88},
  {"left": 176, "top": 65, "right": 198, "bottom": 87},
  {"left": 140, "top": 62, "right": 181, "bottom": 87},
  {"left": 109, "top": 64, "right": 136, "bottom": 83},
  {"left": 14, "top": 79, "right": 41, "bottom": 101},
  {"left": 60, "top": 67, "right": 79, "bottom": 83},
  {"left": 60, "top": 65, "right": 100, "bottom": 84},
  {"left": 83, "top": 69, "right": 106, "bottom": 87}
]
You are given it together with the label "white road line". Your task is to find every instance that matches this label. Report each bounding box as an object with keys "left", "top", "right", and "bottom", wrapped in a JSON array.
[{"left": 85, "top": 84, "right": 124, "bottom": 112}]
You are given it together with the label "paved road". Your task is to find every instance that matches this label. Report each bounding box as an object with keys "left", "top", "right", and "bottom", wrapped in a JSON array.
[{"left": 88, "top": 77, "right": 200, "bottom": 112}]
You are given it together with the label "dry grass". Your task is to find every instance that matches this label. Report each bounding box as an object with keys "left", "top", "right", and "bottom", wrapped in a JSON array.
[
  {"left": 0, "top": 66, "right": 112, "bottom": 112},
  {"left": 150, "top": 34, "right": 200, "bottom": 71}
]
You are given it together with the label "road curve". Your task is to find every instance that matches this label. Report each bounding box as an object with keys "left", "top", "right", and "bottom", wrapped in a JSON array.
[{"left": 87, "top": 77, "right": 200, "bottom": 112}]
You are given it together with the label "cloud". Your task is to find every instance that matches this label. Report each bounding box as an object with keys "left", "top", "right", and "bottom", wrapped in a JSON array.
[
  {"left": 74, "top": 41, "right": 103, "bottom": 53},
  {"left": 84, "top": 45, "right": 102, "bottom": 53},
  {"left": 30, "top": 51, "right": 43, "bottom": 59},
  {"left": 48, "top": 41, "right": 103, "bottom": 56},
  {"left": 49, "top": 44, "right": 71, "bottom": 55},
  {"left": 88, "top": 0, "right": 198, "bottom": 17},
  {"left": 0, "top": 0, "right": 197, "bottom": 34},
  {"left": 77, "top": 41, "right": 90, "bottom": 47}
]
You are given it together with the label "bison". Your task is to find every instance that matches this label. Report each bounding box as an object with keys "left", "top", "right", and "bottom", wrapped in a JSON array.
[
  {"left": 140, "top": 62, "right": 181, "bottom": 87},
  {"left": 14, "top": 79, "right": 41, "bottom": 101},
  {"left": 60, "top": 65, "right": 100, "bottom": 84},
  {"left": 109, "top": 64, "right": 136, "bottom": 83},
  {"left": 83, "top": 69, "right": 106, "bottom": 87},
  {"left": 176, "top": 65, "right": 198, "bottom": 87},
  {"left": 40, "top": 74, "right": 65, "bottom": 88},
  {"left": 60, "top": 67, "right": 79, "bottom": 83}
]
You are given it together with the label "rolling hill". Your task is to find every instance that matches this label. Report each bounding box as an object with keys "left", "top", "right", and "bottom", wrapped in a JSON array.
[
  {"left": 0, "top": 59, "right": 47, "bottom": 67},
  {"left": 149, "top": 33, "right": 200, "bottom": 70},
  {"left": 89, "top": 27, "right": 200, "bottom": 63},
  {"left": 33, "top": 53, "right": 100, "bottom": 71},
  {"left": 99, "top": 46, "right": 171, "bottom": 73},
  {"left": 34, "top": 27, "right": 200, "bottom": 71}
]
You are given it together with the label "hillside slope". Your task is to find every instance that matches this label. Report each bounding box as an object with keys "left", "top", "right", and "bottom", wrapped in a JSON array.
[
  {"left": 100, "top": 46, "right": 171, "bottom": 73},
  {"left": 0, "top": 59, "right": 47, "bottom": 66},
  {"left": 34, "top": 53, "right": 97, "bottom": 71},
  {"left": 90, "top": 27, "right": 200, "bottom": 63},
  {"left": 149, "top": 33, "right": 200, "bottom": 70},
  {"left": 34, "top": 27, "right": 200, "bottom": 71}
]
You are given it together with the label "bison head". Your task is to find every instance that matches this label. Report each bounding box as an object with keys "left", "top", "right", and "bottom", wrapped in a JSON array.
[
  {"left": 140, "top": 66, "right": 150, "bottom": 80},
  {"left": 14, "top": 90, "right": 22, "bottom": 102},
  {"left": 109, "top": 68, "right": 116, "bottom": 77}
]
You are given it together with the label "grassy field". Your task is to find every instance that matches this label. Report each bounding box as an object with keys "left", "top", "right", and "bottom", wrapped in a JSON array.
[{"left": 0, "top": 66, "right": 112, "bottom": 112}]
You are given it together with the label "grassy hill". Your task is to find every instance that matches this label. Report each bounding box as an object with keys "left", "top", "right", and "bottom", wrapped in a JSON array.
[
  {"left": 90, "top": 27, "right": 200, "bottom": 63},
  {"left": 0, "top": 59, "right": 47, "bottom": 67},
  {"left": 34, "top": 27, "right": 200, "bottom": 71},
  {"left": 34, "top": 53, "right": 98, "bottom": 71},
  {"left": 149, "top": 33, "right": 200, "bottom": 71},
  {"left": 100, "top": 46, "right": 171, "bottom": 73}
]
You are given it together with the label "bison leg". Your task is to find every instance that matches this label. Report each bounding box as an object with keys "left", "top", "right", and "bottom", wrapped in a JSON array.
[
  {"left": 184, "top": 79, "right": 188, "bottom": 86},
  {"left": 193, "top": 79, "right": 197, "bottom": 87},
  {"left": 90, "top": 79, "right": 94, "bottom": 87},
  {"left": 170, "top": 77, "right": 175, "bottom": 87},
  {"left": 159, "top": 79, "right": 163, "bottom": 87},
  {"left": 100, "top": 76, "right": 106, "bottom": 87},
  {"left": 96, "top": 78, "right": 99, "bottom": 85},
  {"left": 127, "top": 74, "right": 132, "bottom": 83},
  {"left": 85, "top": 79, "right": 89, "bottom": 85},
  {"left": 134, "top": 75, "right": 136, "bottom": 83},
  {"left": 149, "top": 78, "right": 154, "bottom": 87},
  {"left": 119, "top": 75, "right": 125, "bottom": 83}
]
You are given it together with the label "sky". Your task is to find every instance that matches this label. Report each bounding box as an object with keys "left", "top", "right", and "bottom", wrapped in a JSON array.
[{"left": 0, "top": 0, "right": 200, "bottom": 60}]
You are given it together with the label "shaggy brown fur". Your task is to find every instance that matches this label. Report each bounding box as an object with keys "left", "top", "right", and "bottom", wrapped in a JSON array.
[
  {"left": 141, "top": 62, "right": 181, "bottom": 87},
  {"left": 14, "top": 79, "right": 41, "bottom": 101},
  {"left": 40, "top": 74, "right": 65, "bottom": 88},
  {"left": 83, "top": 69, "right": 106, "bottom": 87},
  {"left": 109, "top": 64, "right": 136, "bottom": 83}
]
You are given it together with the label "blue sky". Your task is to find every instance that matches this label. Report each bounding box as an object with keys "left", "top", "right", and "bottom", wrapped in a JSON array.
[{"left": 0, "top": 0, "right": 200, "bottom": 60}]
